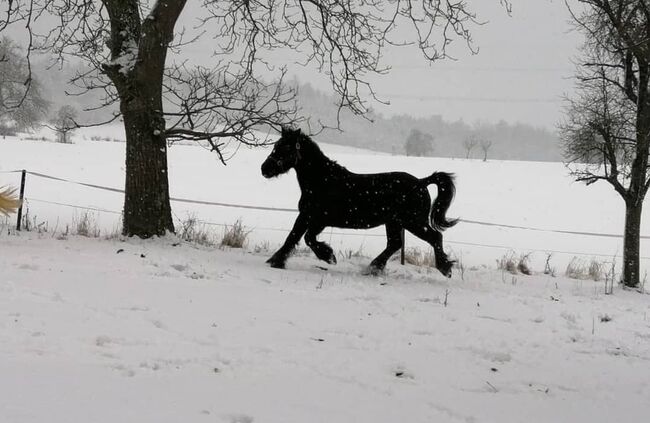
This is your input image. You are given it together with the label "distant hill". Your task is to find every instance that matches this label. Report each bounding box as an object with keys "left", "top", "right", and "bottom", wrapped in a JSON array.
[{"left": 295, "top": 83, "right": 563, "bottom": 162}]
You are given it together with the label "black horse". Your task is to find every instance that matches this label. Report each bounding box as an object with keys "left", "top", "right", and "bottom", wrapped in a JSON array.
[{"left": 261, "top": 127, "right": 458, "bottom": 277}]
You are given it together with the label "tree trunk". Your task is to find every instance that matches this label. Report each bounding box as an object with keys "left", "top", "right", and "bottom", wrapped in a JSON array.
[
  {"left": 101, "top": 0, "right": 186, "bottom": 238},
  {"left": 121, "top": 92, "right": 174, "bottom": 237},
  {"left": 622, "top": 199, "right": 643, "bottom": 288},
  {"left": 622, "top": 63, "right": 650, "bottom": 288}
]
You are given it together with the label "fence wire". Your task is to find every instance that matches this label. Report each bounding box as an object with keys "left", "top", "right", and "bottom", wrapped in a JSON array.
[{"left": 3, "top": 168, "right": 648, "bottom": 259}]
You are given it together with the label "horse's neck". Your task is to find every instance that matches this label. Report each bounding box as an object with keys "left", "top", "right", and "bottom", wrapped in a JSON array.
[{"left": 295, "top": 151, "right": 347, "bottom": 191}]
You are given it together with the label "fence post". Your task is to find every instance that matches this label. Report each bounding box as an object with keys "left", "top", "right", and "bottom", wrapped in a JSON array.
[
  {"left": 16, "top": 169, "right": 26, "bottom": 231},
  {"left": 400, "top": 228, "right": 405, "bottom": 265}
]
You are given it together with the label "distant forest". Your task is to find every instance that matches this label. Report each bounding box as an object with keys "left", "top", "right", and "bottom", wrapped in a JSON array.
[
  {"left": 295, "top": 83, "right": 563, "bottom": 162},
  {"left": 36, "top": 61, "right": 562, "bottom": 162}
]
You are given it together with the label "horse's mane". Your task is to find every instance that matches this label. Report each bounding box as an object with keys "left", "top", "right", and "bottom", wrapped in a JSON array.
[{"left": 295, "top": 130, "right": 349, "bottom": 175}]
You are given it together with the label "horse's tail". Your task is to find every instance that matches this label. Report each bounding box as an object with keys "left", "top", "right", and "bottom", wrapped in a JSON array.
[
  {"left": 0, "top": 186, "right": 21, "bottom": 217},
  {"left": 420, "top": 172, "right": 458, "bottom": 231}
]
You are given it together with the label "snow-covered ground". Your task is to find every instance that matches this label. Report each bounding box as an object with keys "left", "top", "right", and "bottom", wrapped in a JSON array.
[
  {"left": 1, "top": 127, "right": 650, "bottom": 422},
  {"left": 1, "top": 233, "right": 649, "bottom": 423}
]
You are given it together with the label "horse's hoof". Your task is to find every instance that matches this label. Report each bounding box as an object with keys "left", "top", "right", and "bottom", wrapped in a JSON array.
[
  {"left": 438, "top": 264, "right": 453, "bottom": 278},
  {"left": 437, "top": 260, "right": 455, "bottom": 278},
  {"left": 315, "top": 248, "right": 337, "bottom": 265},
  {"left": 266, "top": 257, "right": 286, "bottom": 269}
]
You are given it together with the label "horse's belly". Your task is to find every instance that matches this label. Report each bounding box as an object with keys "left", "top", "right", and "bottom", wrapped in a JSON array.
[
  {"left": 330, "top": 219, "right": 383, "bottom": 230},
  {"left": 322, "top": 209, "right": 390, "bottom": 229}
]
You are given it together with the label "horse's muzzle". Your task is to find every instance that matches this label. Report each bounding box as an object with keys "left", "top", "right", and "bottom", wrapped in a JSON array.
[{"left": 261, "top": 160, "right": 277, "bottom": 178}]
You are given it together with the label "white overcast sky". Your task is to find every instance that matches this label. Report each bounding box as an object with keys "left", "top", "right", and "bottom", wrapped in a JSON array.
[
  {"left": 363, "top": 0, "right": 582, "bottom": 130},
  {"left": 6, "top": 0, "right": 582, "bottom": 131},
  {"left": 182, "top": 0, "right": 582, "bottom": 130}
]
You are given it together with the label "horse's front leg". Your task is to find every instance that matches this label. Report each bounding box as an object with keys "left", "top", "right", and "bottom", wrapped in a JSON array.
[
  {"left": 305, "top": 225, "right": 337, "bottom": 265},
  {"left": 266, "top": 213, "right": 309, "bottom": 269}
]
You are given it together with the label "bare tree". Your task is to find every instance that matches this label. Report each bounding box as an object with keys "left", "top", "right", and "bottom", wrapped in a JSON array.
[
  {"left": 480, "top": 138, "right": 493, "bottom": 161},
  {"left": 51, "top": 105, "right": 78, "bottom": 143},
  {"left": 1, "top": 0, "right": 510, "bottom": 238},
  {"left": 0, "top": 37, "right": 49, "bottom": 135},
  {"left": 463, "top": 135, "right": 478, "bottom": 159},
  {"left": 560, "top": 0, "right": 650, "bottom": 288}
]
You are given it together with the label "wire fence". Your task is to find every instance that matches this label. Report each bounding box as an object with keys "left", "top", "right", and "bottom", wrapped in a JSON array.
[{"left": 2, "top": 168, "right": 648, "bottom": 261}]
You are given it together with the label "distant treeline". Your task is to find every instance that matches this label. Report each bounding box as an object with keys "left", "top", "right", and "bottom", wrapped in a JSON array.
[{"left": 295, "top": 83, "right": 563, "bottom": 162}]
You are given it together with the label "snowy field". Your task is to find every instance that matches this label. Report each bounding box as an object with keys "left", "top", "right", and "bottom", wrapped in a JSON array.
[
  {"left": 1, "top": 127, "right": 650, "bottom": 422},
  {"left": 0, "top": 234, "right": 649, "bottom": 423}
]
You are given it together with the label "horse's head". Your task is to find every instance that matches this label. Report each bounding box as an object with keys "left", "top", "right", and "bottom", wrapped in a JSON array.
[{"left": 261, "top": 126, "right": 303, "bottom": 178}]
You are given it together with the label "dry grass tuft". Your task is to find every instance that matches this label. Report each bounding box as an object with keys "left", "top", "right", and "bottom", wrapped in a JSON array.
[
  {"left": 221, "top": 219, "right": 251, "bottom": 248},
  {"left": 497, "top": 252, "right": 518, "bottom": 274},
  {"left": 179, "top": 214, "right": 215, "bottom": 246},
  {"left": 73, "top": 211, "right": 101, "bottom": 238}
]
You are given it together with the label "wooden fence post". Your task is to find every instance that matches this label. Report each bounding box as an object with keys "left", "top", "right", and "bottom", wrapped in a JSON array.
[{"left": 16, "top": 169, "right": 26, "bottom": 231}]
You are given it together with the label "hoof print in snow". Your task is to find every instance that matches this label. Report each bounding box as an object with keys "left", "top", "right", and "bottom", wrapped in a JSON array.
[
  {"left": 18, "top": 263, "right": 39, "bottom": 271},
  {"left": 112, "top": 364, "right": 136, "bottom": 377},
  {"left": 139, "top": 362, "right": 161, "bottom": 371},
  {"left": 95, "top": 335, "right": 113, "bottom": 347}
]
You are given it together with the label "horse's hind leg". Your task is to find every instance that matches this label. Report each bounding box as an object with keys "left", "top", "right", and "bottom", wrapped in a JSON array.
[
  {"left": 365, "top": 223, "right": 403, "bottom": 275},
  {"left": 305, "top": 225, "right": 337, "bottom": 264},
  {"left": 404, "top": 224, "right": 454, "bottom": 278}
]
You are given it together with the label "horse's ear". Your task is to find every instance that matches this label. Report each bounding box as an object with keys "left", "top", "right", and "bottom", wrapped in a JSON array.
[{"left": 282, "top": 126, "right": 303, "bottom": 139}]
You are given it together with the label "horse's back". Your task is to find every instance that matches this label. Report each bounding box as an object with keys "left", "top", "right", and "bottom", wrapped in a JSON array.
[
  {"left": 302, "top": 170, "right": 431, "bottom": 229},
  {"left": 343, "top": 170, "right": 421, "bottom": 190}
]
